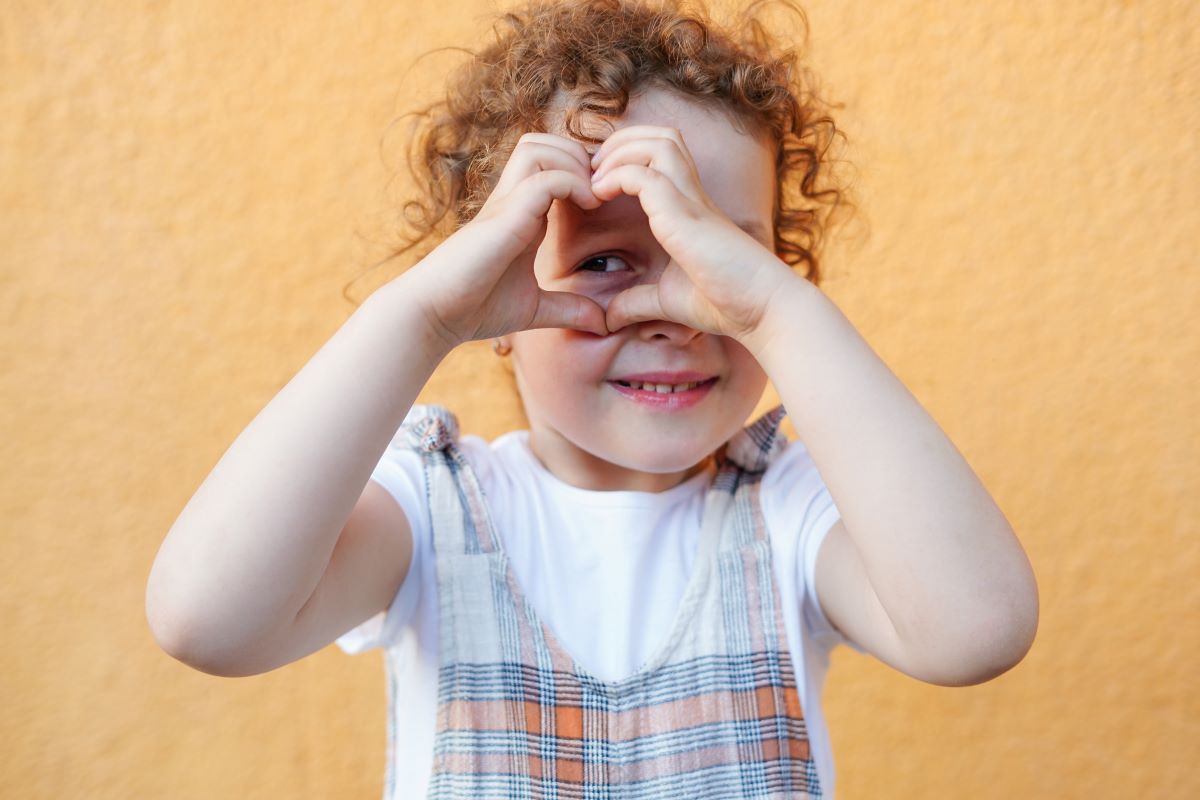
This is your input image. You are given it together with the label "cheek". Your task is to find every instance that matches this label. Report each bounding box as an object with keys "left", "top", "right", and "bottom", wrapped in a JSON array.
[
  {"left": 512, "top": 329, "right": 614, "bottom": 391},
  {"left": 725, "top": 341, "right": 769, "bottom": 392}
]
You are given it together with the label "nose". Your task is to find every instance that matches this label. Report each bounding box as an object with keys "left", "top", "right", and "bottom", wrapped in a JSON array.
[
  {"left": 634, "top": 317, "right": 704, "bottom": 346},
  {"left": 625, "top": 247, "right": 704, "bottom": 345}
]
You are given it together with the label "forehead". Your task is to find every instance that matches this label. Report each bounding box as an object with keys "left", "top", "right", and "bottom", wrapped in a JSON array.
[{"left": 545, "top": 85, "right": 776, "bottom": 225}]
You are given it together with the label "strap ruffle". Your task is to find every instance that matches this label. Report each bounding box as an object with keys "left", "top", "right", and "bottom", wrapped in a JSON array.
[
  {"left": 719, "top": 404, "right": 788, "bottom": 473},
  {"left": 401, "top": 404, "right": 460, "bottom": 453}
]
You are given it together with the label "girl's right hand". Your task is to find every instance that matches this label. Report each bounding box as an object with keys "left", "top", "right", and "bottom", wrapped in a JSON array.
[{"left": 401, "top": 132, "right": 608, "bottom": 349}]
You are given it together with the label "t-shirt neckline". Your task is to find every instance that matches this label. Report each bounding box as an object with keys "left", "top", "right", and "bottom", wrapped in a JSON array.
[{"left": 497, "top": 430, "right": 716, "bottom": 508}]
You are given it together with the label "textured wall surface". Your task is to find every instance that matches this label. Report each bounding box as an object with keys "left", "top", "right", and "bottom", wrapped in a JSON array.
[{"left": 2, "top": 1, "right": 1196, "bottom": 798}]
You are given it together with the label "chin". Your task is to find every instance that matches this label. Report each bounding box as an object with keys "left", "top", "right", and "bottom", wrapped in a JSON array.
[{"left": 595, "top": 439, "right": 715, "bottom": 475}]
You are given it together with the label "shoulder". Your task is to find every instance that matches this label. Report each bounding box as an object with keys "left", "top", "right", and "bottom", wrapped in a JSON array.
[
  {"left": 757, "top": 438, "right": 868, "bottom": 654},
  {"left": 388, "top": 404, "right": 521, "bottom": 499},
  {"left": 756, "top": 436, "right": 840, "bottom": 551},
  {"left": 757, "top": 438, "right": 839, "bottom": 586},
  {"left": 759, "top": 437, "right": 830, "bottom": 515},
  {"left": 387, "top": 404, "right": 490, "bottom": 462},
  {"left": 373, "top": 404, "right": 495, "bottom": 503}
]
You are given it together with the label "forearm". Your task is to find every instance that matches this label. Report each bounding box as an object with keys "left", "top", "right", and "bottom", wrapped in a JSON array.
[
  {"left": 744, "top": 277, "right": 1038, "bottom": 658},
  {"left": 146, "top": 274, "right": 452, "bottom": 663}
]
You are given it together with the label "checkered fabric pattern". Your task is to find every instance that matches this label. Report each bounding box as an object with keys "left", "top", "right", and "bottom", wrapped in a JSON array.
[{"left": 405, "top": 404, "right": 822, "bottom": 799}]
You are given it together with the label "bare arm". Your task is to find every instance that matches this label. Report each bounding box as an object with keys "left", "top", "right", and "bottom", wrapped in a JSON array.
[
  {"left": 745, "top": 279, "right": 1039, "bottom": 686},
  {"left": 580, "top": 124, "right": 1037, "bottom": 686},
  {"left": 146, "top": 133, "right": 607, "bottom": 676},
  {"left": 145, "top": 275, "right": 452, "bottom": 675}
]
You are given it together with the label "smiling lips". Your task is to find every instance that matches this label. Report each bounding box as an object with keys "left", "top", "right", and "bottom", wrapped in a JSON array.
[{"left": 606, "top": 371, "right": 719, "bottom": 410}]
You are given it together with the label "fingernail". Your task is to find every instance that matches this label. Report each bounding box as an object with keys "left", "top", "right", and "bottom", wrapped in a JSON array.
[{"left": 590, "top": 151, "right": 601, "bottom": 167}]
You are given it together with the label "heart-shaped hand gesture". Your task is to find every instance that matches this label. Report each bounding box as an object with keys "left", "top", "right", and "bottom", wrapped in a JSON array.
[
  {"left": 403, "top": 132, "right": 610, "bottom": 348},
  {"left": 588, "top": 125, "right": 794, "bottom": 343}
]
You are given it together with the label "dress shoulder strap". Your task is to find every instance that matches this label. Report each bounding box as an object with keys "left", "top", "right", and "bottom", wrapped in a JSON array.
[
  {"left": 397, "top": 403, "right": 500, "bottom": 556},
  {"left": 705, "top": 404, "right": 790, "bottom": 549},
  {"left": 396, "top": 403, "right": 789, "bottom": 556},
  {"left": 398, "top": 403, "right": 461, "bottom": 454},
  {"left": 716, "top": 403, "right": 789, "bottom": 474}
]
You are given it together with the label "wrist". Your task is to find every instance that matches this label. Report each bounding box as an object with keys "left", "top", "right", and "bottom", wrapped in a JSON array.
[
  {"left": 363, "top": 272, "right": 461, "bottom": 362},
  {"left": 739, "top": 271, "right": 823, "bottom": 362}
]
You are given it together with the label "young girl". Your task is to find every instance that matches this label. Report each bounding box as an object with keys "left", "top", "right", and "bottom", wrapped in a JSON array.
[{"left": 146, "top": 1, "right": 1039, "bottom": 797}]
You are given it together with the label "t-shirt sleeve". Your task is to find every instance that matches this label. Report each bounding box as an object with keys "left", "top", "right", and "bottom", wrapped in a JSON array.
[
  {"left": 334, "top": 411, "right": 432, "bottom": 656},
  {"left": 763, "top": 438, "right": 868, "bottom": 655}
]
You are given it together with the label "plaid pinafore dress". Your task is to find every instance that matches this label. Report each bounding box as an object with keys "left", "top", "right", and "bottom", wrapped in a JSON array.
[{"left": 404, "top": 403, "right": 822, "bottom": 799}]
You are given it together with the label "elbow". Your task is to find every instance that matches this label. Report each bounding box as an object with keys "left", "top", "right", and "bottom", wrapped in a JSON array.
[
  {"left": 948, "top": 537, "right": 1041, "bottom": 686},
  {"left": 145, "top": 594, "right": 214, "bottom": 675},
  {"left": 943, "top": 614, "right": 1038, "bottom": 687},
  {"left": 146, "top": 615, "right": 257, "bottom": 678},
  {"left": 145, "top": 577, "right": 247, "bottom": 678},
  {"left": 986, "top": 553, "right": 1041, "bottom": 680},
  {"left": 930, "top": 585, "right": 1040, "bottom": 687},
  {"left": 146, "top": 569, "right": 190, "bottom": 663}
]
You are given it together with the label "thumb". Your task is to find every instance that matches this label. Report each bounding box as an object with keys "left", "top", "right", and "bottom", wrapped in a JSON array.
[
  {"left": 605, "top": 283, "right": 666, "bottom": 332},
  {"left": 528, "top": 290, "right": 608, "bottom": 336}
]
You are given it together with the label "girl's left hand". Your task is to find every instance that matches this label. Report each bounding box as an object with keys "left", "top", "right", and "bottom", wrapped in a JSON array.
[{"left": 588, "top": 125, "right": 796, "bottom": 342}]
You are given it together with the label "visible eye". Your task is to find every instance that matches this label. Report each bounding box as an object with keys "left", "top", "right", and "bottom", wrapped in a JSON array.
[{"left": 575, "top": 254, "right": 631, "bottom": 274}]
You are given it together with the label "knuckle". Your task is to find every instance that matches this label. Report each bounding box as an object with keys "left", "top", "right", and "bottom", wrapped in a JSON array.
[
  {"left": 521, "top": 167, "right": 549, "bottom": 185},
  {"left": 530, "top": 168, "right": 561, "bottom": 186}
]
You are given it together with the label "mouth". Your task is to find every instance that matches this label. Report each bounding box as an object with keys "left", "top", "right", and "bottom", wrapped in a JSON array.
[
  {"left": 609, "top": 377, "right": 717, "bottom": 393},
  {"left": 605, "top": 375, "right": 719, "bottom": 410}
]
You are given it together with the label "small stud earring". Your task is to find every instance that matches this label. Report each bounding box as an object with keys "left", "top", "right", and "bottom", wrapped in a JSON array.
[{"left": 492, "top": 338, "right": 512, "bottom": 357}]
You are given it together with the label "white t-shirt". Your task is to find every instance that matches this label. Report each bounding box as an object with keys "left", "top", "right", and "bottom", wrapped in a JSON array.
[{"left": 337, "top": 409, "right": 865, "bottom": 799}]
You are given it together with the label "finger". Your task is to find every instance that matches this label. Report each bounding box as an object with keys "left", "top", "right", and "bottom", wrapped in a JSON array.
[
  {"left": 499, "top": 167, "right": 604, "bottom": 237},
  {"left": 590, "top": 126, "right": 697, "bottom": 173},
  {"left": 510, "top": 169, "right": 603, "bottom": 221},
  {"left": 491, "top": 139, "right": 592, "bottom": 199},
  {"left": 528, "top": 289, "right": 609, "bottom": 336},
  {"left": 589, "top": 164, "right": 691, "bottom": 225},
  {"left": 604, "top": 283, "right": 669, "bottom": 332},
  {"left": 517, "top": 132, "right": 594, "bottom": 175},
  {"left": 508, "top": 133, "right": 594, "bottom": 184},
  {"left": 590, "top": 138, "right": 705, "bottom": 203}
]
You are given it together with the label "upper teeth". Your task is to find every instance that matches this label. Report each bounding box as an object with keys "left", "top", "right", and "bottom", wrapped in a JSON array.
[{"left": 618, "top": 380, "right": 702, "bottom": 393}]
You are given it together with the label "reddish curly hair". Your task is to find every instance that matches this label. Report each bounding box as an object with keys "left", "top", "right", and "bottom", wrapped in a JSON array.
[{"left": 352, "top": 0, "right": 852, "bottom": 301}]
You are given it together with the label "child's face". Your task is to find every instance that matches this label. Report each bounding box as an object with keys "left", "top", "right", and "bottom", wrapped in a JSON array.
[{"left": 510, "top": 84, "right": 777, "bottom": 491}]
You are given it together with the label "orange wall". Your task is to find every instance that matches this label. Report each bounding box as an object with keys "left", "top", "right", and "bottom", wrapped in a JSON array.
[{"left": 2, "top": 1, "right": 1196, "bottom": 797}]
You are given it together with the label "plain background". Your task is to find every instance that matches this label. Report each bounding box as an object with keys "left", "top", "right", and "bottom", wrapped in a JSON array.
[{"left": 2, "top": 1, "right": 1196, "bottom": 797}]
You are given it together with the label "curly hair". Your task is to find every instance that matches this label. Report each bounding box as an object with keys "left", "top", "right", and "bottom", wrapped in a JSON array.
[{"left": 350, "top": 0, "right": 852, "bottom": 302}]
